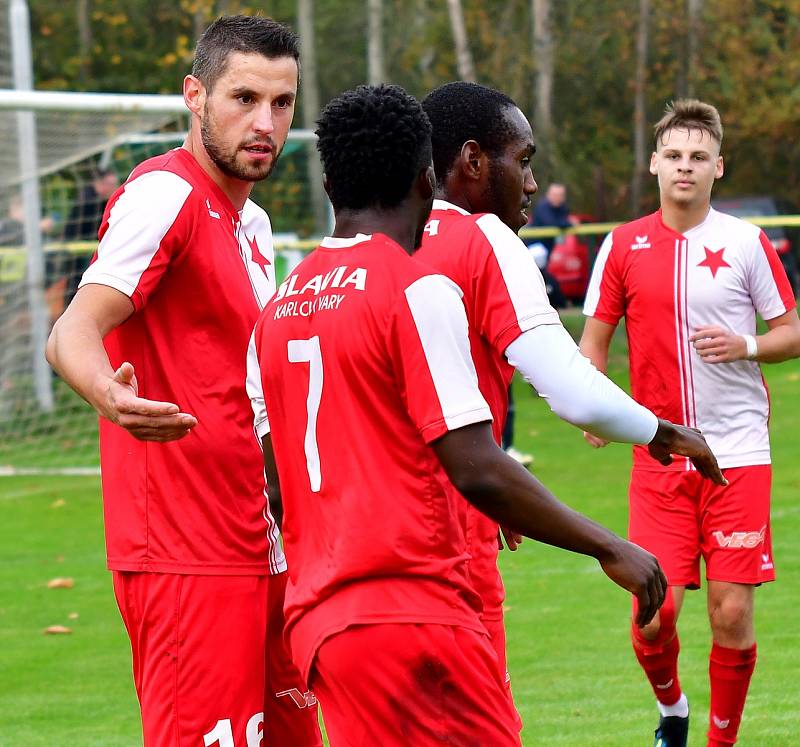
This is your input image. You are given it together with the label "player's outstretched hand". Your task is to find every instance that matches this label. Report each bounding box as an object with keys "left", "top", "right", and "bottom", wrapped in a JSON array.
[
  {"left": 598, "top": 539, "right": 667, "bottom": 627},
  {"left": 583, "top": 430, "right": 609, "bottom": 448},
  {"left": 104, "top": 362, "right": 197, "bottom": 442},
  {"left": 498, "top": 526, "right": 523, "bottom": 551},
  {"left": 648, "top": 419, "right": 727, "bottom": 485},
  {"left": 689, "top": 325, "right": 747, "bottom": 363}
]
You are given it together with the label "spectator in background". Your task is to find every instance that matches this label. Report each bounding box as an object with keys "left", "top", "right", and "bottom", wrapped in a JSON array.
[
  {"left": 0, "top": 193, "right": 56, "bottom": 246},
  {"left": 63, "top": 168, "right": 119, "bottom": 241},
  {"left": 528, "top": 183, "right": 577, "bottom": 310},
  {"left": 531, "top": 182, "right": 579, "bottom": 257}
]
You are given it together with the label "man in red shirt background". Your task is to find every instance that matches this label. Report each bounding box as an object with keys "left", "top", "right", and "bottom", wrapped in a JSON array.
[
  {"left": 416, "top": 81, "right": 726, "bottom": 717},
  {"left": 46, "top": 16, "right": 321, "bottom": 747}
]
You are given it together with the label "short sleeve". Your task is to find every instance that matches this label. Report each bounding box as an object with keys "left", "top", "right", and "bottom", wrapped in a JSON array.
[
  {"left": 390, "top": 273, "right": 492, "bottom": 443},
  {"left": 79, "top": 170, "right": 194, "bottom": 310},
  {"left": 584, "top": 232, "right": 625, "bottom": 324},
  {"left": 246, "top": 326, "right": 270, "bottom": 439},
  {"left": 748, "top": 230, "right": 796, "bottom": 320},
  {"left": 471, "top": 214, "right": 561, "bottom": 353}
]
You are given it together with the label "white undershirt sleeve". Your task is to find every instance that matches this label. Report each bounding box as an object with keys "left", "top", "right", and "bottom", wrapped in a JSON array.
[
  {"left": 245, "top": 329, "right": 270, "bottom": 439},
  {"left": 505, "top": 324, "right": 659, "bottom": 444}
]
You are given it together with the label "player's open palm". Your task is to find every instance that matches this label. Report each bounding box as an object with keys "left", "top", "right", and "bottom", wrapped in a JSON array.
[
  {"left": 599, "top": 540, "right": 667, "bottom": 627},
  {"left": 106, "top": 362, "right": 197, "bottom": 441}
]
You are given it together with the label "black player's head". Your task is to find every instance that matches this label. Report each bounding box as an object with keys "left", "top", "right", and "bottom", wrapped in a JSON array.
[
  {"left": 316, "top": 84, "right": 434, "bottom": 244},
  {"left": 422, "top": 82, "right": 538, "bottom": 232},
  {"left": 192, "top": 15, "right": 300, "bottom": 93}
]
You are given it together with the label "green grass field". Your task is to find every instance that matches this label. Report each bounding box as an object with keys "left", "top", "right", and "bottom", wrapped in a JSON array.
[{"left": 1, "top": 311, "right": 798, "bottom": 745}]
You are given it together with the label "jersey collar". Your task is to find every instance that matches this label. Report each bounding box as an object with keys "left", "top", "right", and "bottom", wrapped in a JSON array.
[
  {"left": 319, "top": 233, "right": 372, "bottom": 248},
  {"left": 173, "top": 147, "right": 239, "bottom": 220},
  {"left": 656, "top": 206, "right": 717, "bottom": 239},
  {"left": 432, "top": 198, "right": 470, "bottom": 215}
]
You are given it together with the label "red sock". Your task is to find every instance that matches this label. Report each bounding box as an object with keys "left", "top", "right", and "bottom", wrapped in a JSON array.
[
  {"left": 707, "top": 642, "right": 757, "bottom": 746},
  {"left": 631, "top": 587, "right": 682, "bottom": 706}
]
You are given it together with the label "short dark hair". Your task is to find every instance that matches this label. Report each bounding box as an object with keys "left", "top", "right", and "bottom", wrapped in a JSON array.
[
  {"left": 654, "top": 99, "right": 723, "bottom": 149},
  {"left": 315, "top": 84, "right": 432, "bottom": 211},
  {"left": 422, "top": 82, "right": 518, "bottom": 187},
  {"left": 192, "top": 15, "right": 300, "bottom": 92}
]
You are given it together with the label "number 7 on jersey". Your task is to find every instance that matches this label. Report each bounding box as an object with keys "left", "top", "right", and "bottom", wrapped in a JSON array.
[{"left": 288, "top": 337, "right": 323, "bottom": 492}]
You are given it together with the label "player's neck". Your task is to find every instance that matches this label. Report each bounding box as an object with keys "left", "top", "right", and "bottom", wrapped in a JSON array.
[
  {"left": 332, "top": 209, "right": 418, "bottom": 255},
  {"left": 660, "top": 199, "right": 712, "bottom": 235},
  {"left": 436, "top": 187, "right": 472, "bottom": 215},
  {"left": 181, "top": 140, "right": 252, "bottom": 211}
]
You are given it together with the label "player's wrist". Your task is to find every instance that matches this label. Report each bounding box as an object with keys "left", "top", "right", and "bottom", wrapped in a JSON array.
[
  {"left": 91, "top": 371, "right": 118, "bottom": 419},
  {"left": 649, "top": 418, "right": 674, "bottom": 447},
  {"left": 741, "top": 334, "right": 758, "bottom": 361}
]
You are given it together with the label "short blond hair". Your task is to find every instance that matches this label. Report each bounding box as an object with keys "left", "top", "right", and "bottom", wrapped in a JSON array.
[{"left": 654, "top": 99, "right": 723, "bottom": 149}]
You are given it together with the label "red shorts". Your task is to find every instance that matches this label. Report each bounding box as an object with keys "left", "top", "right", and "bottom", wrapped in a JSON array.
[
  {"left": 112, "top": 571, "right": 321, "bottom": 747},
  {"left": 628, "top": 465, "right": 775, "bottom": 589},
  {"left": 483, "top": 615, "right": 523, "bottom": 733},
  {"left": 309, "top": 623, "right": 522, "bottom": 746}
]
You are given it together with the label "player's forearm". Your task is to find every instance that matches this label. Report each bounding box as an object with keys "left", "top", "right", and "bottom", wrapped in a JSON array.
[
  {"left": 506, "top": 325, "right": 657, "bottom": 444},
  {"left": 436, "top": 424, "right": 624, "bottom": 562},
  {"left": 578, "top": 335, "right": 609, "bottom": 373},
  {"left": 46, "top": 312, "right": 116, "bottom": 415},
  {"left": 459, "top": 453, "right": 623, "bottom": 561},
  {"left": 753, "top": 324, "right": 800, "bottom": 363}
]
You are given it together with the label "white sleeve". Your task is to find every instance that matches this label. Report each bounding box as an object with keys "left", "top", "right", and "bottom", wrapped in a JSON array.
[
  {"left": 245, "top": 329, "right": 270, "bottom": 438},
  {"left": 79, "top": 170, "right": 193, "bottom": 300},
  {"left": 505, "top": 324, "right": 658, "bottom": 444}
]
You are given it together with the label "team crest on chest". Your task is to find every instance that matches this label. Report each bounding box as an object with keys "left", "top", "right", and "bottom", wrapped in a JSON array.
[{"left": 698, "top": 246, "right": 730, "bottom": 278}]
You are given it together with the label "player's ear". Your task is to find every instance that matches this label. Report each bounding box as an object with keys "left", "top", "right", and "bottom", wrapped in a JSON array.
[
  {"left": 322, "top": 174, "right": 332, "bottom": 200},
  {"left": 183, "top": 75, "right": 205, "bottom": 117},
  {"left": 715, "top": 155, "right": 724, "bottom": 179},
  {"left": 418, "top": 165, "right": 435, "bottom": 201},
  {"left": 460, "top": 140, "right": 484, "bottom": 181},
  {"left": 649, "top": 151, "right": 658, "bottom": 176}
]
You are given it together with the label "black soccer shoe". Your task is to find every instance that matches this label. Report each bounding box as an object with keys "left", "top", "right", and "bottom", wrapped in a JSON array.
[{"left": 653, "top": 713, "right": 689, "bottom": 747}]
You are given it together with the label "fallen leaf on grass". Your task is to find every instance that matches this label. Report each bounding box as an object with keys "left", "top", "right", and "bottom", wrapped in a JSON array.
[
  {"left": 47, "top": 577, "right": 74, "bottom": 589},
  {"left": 68, "top": 612, "right": 79, "bottom": 620},
  {"left": 50, "top": 499, "right": 66, "bottom": 508},
  {"left": 43, "top": 625, "right": 72, "bottom": 635}
]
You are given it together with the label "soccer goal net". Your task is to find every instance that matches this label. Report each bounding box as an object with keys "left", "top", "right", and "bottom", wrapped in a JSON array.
[{"left": 0, "top": 90, "right": 322, "bottom": 475}]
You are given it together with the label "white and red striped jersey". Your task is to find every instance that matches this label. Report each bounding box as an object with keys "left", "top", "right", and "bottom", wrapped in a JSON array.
[
  {"left": 584, "top": 208, "right": 796, "bottom": 471},
  {"left": 249, "top": 232, "right": 492, "bottom": 681},
  {"left": 80, "top": 147, "right": 284, "bottom": 575},
  {"left": 416, "top": 199, "right": 561, "bottom": 620}
]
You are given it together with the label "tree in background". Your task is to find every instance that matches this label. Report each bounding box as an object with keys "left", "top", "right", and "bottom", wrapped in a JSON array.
[{"left": 27, "top": 0, "right": 800, "bottom": 221}]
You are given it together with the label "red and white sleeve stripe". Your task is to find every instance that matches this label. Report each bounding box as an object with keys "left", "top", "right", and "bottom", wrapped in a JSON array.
[
  {"left": 475, "top": 213, "right": 560, "bottom": 350},
  {"left": 751, "top": 230, "right": 796, "bottom": 319},
  {"left": 80, "top": 170, "right": 193, "bottom": 308},
  {"left": 400, "top": 274, "right": 492, "bottom": 442}
]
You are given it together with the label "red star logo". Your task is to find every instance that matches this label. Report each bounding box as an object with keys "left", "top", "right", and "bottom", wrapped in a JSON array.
[
  {"left": 247, "top": 234, "right": 271, "bottom": 276},
  {"left": 698, "top": 246, "right": 730, "bottom": 278}
]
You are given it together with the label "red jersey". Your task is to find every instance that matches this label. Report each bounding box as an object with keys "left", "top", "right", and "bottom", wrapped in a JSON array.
[
  {"left": 584, "top": 208, "right": 796, "bottom": 471},
  {"left": 249, "top": 233, "right": 493, "bottom": 681},
  {"left": 416, "top": 200, "right": 561, "bottom": 619},
  {"left": 80, "top": 148, "right": 283, "bottom": 575}
]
